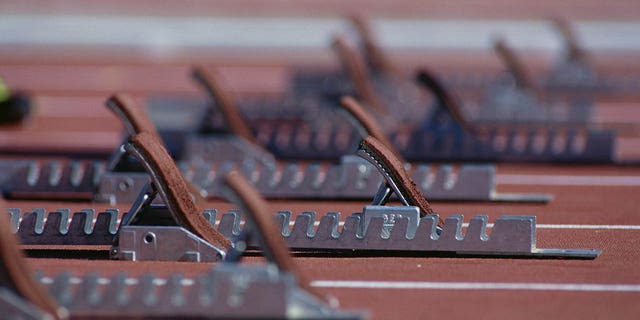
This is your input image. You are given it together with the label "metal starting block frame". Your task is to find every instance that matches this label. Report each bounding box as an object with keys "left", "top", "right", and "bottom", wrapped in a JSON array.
[
  {"left": 145, "top": 72, "right": 617, "bottom": 164},
  {"left": 7, "top": 207, "right": 599, "bottom": 259},
  {"left": 260, "top": 119, "right": 616, "bottom": 163},
  {"left": 1, "top": 241, "right": 361, "bottom": 319},
  {"left": 99, "top": 155, "right": 551, "bottom": 203},
  {"left": 217, "top": 207, "right": 600, "bottom": 258},
  {"left": 147, "top": 97, "right": 617, "bottom": 163},
  {"left": 2, "top": 212, "right": 362, "bottom": 319},
  {"left": 26, "top": 266, "right": 363, "bottom": 319},
  {"left": 0, "top": 140, "right": 552, "bottom": 203}
]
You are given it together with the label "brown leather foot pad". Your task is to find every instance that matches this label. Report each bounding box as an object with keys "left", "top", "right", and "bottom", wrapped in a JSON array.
[
  {"left": 127, "top": 132, "right": 231, "bottom": 251},
  {"left": 359, "top": 136, "right": 440, "bottom": 224}
]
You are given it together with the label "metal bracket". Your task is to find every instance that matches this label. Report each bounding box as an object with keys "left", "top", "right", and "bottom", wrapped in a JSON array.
[
  {"left": 116, "top": 225, "right": 226, "bottom": 262},
  {"left": 106, "top": 182, "right": 203, "bottom": 261}
]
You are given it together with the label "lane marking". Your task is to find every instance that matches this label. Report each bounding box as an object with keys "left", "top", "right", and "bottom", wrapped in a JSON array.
[
  {"left": 307, "top": 221, "right": 640, "bottom": 230},
  {"left": 292, "top": 221, "right": 640, "bottom": 230},
  {"left": 38, "top": 276, "right": 640, "bottom": 293},
  {"left": 461, "top": 223, "right": 640, "bottom": 230},
  {"left": 310, "top": 281, "right": 640, "bottom": 292},
  {"left": 536, "top": 224, "right": 640, "bottom": 230},
  {"left": 1, "top": 15, "right": 640, "bottom": 51},
  {"left": 497, "top": 174, "right": 640, "bottom": 186}
]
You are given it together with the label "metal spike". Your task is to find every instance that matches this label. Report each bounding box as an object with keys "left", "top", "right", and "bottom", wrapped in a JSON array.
[
  {"left": 218, "top": 210, "right": 242, "bottom": 238},
  {"left": 6, "top": 208, "right": 20, "bottom": 232},
  {"left": 68, "top": 209, "right": 95, "bottom": 236},
  {"left": 19, "top": 208, "right": 46, "bottom": 235},
  {"left": 159, "top": 274, "right": 187, "bottom": 308},
  {"left": 49, "top": 273, "right": 73, "bottom": 307},
  {"left": 107, "top": 273, "right": 130, "bottom": 307},
  {"left": 76, "top": 274, "right": 101, "bottom": 308},
  {"left": 276, "top": 211, "right": 292, "bottom": 237}
]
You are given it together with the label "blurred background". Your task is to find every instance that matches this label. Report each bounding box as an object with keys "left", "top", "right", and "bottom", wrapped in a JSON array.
[
  {"left": 1, "top": 0, "right": 640, "bottom": 158},
  {"left": 2, "top": 0, "right": 639, "bottom": 66}
]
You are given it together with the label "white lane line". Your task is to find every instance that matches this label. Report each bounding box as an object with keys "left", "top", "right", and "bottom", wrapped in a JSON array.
[
  {"left": 467, "top": 223, "right": 640, "bottom": 230},
  {"left": 310, "top": 281, "right": 640, "bottom": 292},
  {"left": 536, "top": 224, "right": 640, "bottom": 230},
  {"left": 38, "top": 276, "right": 640, "bottom": 293},
  {"left": 1, "top": 15, "right": 640, "bottom": 51},
  {"left": 302, "top": 221, "right": 640, "bottom": 230},
  {"left": 497, "top": 174, "right": 640, "bottom": 186}
]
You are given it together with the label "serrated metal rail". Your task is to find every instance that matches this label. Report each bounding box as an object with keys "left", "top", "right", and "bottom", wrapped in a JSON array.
[
  {"left": 7, "top": 207, "right": 599, "bottom": 258},
  {"left": 254, "top": 119, "right": 616, "bottom": 163},
  {"left": 147, "top": 93, "right": 616, "bottom": 164},
  {"left": 0, "top": 160, "right": 105, "bottom": 199},
  {"left": 27, "top": 266, "right": 362, "bottom": 319},
  {"left": 0, "top": 158, "right": 551, "bottom": 203},
  {"left": 180, "top": 157, "right": 549, "bottom": 202},
  {"left": 8, "top": 208, "right": 118, "bottom": 245},
  {"left": 162, "top": 114, "right": 612, "bottom": 163}
]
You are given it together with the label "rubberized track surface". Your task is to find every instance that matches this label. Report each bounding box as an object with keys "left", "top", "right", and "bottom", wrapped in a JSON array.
[{"left": 2, "top": 6, "right": 640, "bottom": 319}]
